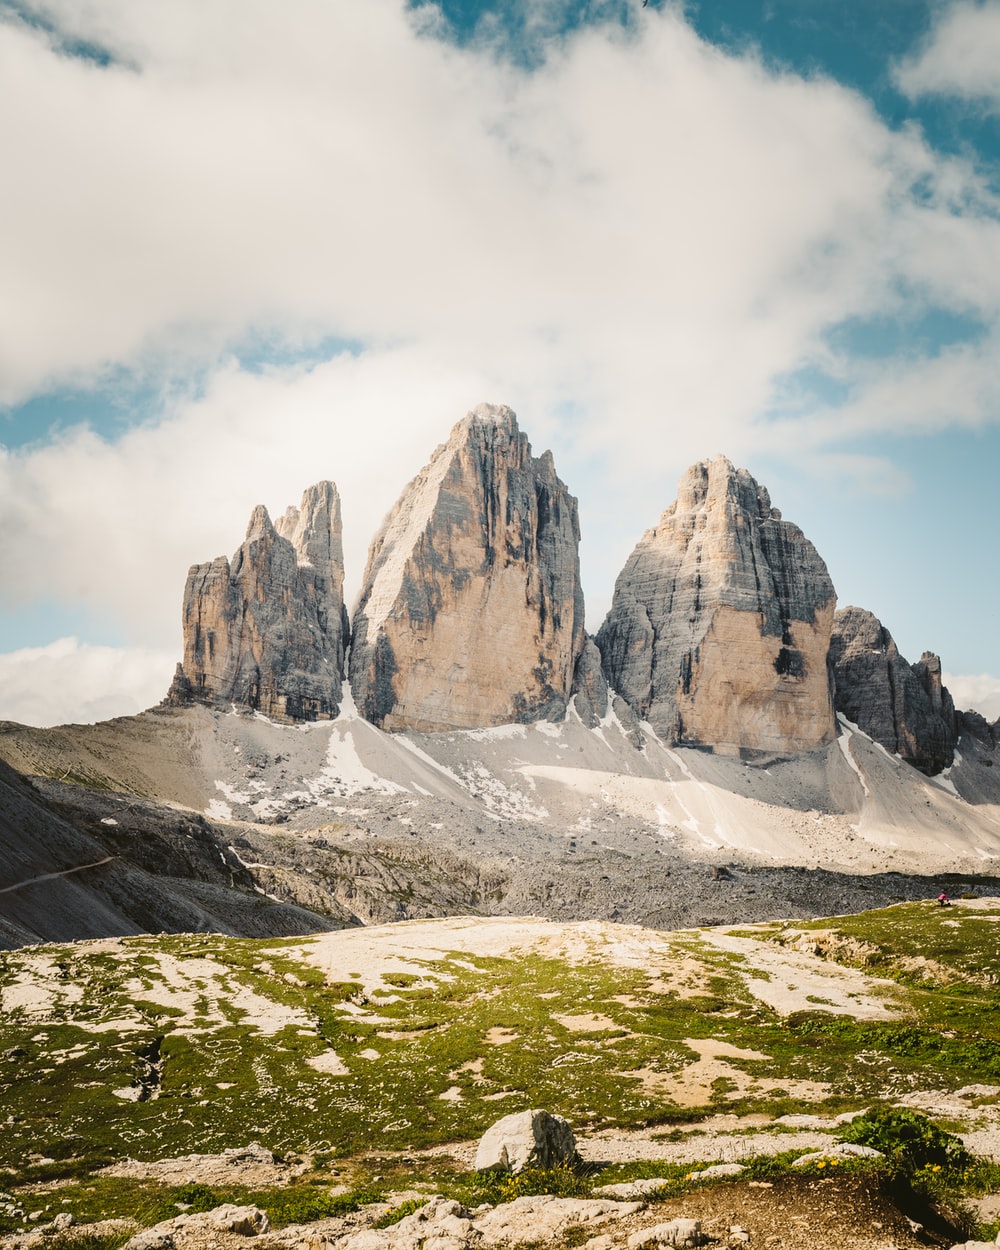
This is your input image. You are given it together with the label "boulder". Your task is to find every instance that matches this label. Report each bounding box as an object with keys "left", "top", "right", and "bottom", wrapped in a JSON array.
[
  {"left": 597, "top": 456, "right": 837, "bottom": 757},
  {"left": 350, "top": 405, "right": 586, "bottom": 731},
  {"left": 474, "top": 1109, "right": 579, "bottom": 1173},
  {"left": 167, "top": 482, "right": 348, "bottom": 722},
  {"left": 830, "top": 606, "right": 956, "bottom": 775}
]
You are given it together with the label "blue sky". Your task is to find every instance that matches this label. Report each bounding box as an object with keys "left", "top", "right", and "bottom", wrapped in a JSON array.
[{"left": 1, "top": 0, "right": 999, "bottom": 725}]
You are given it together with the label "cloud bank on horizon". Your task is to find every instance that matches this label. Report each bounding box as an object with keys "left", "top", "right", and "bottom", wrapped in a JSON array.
[{"left": 1, "top": 0, "right": 1000, "bottom": 725}]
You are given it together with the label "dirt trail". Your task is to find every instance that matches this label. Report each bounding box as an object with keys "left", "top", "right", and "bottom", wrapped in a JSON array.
[{"left": 0, "top": 855, "right": 117, "bottom": 894}]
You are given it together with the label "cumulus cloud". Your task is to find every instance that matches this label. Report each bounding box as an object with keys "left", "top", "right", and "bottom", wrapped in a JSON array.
[
  {"left": 0, "top": 637, "right": 176, "bottom": 726},
  {"left": 895, "top": 1, "right": 1000, "bottom": 107},
  {"left": 2, "top": 1, "right": 1000, "bottom": 722}
]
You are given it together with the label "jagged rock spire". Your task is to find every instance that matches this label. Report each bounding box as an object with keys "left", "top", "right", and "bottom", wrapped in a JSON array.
[
  {"left": 349, "top": 403, "right": 587, "bottom": 731},
  {"left": 166, "top": 482, "right": 348, "bottom": 722},
  {"left": 830, "top": 605, "right": 956, "bottom": 775},
  {"left": 597, "top": 455, "right": 838, "bottom": 757}
]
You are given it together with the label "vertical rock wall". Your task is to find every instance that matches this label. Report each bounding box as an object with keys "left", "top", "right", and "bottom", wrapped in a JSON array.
[
  {"left": 829, "top": 605, "right": 956, "bottom": 775},
  {"left": 597, "top": 456, "right": 837, "bottom": 757},
  {"left": 167, "top": 482, "right": 347, "bottom": 721},
  {"left": 349, "top": 404, "right": 586, "bottom": 732}
]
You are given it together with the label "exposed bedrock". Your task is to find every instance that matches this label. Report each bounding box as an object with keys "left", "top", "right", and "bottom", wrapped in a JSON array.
[
  {"left": 167, "top": 482, "right": 348, "bottom": 722},
  {"left": 829, "top": 605, "right": 956, "bottom": 775},
  {"left": 349, "top": 403, "right": 588, "bottom": 732},
  {"left": 596, "top": 455, "right": 837, "bottom": 757}
]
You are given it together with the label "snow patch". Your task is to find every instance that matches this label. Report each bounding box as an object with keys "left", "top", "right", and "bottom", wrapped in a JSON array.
[{"left": 836, "top": 725, "right": 870, "bottom": 798}]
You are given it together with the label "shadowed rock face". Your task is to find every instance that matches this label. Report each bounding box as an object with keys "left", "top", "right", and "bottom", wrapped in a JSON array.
[
  {"left": 349, "top": 404, "right": 586, "bottom": 732},
  {"left": 830, "top": 606, "right": 956, "bottom": 775},
  {"left": 596, "top": 456, "right": 837, "bottom": 757},
  {"left": 167, "top": 482, "right": 347, "bottom": 722}
]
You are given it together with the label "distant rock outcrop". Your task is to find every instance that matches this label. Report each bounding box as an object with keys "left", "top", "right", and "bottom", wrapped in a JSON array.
[
  {"left": 829, "top": 606, "right": 956, "bottom": 775},
  {"left": 597, "top": 456, "right": 837, "bottom": 757},
  {"left": 349, "top": 404, "right": 586, "bottom": 732},
  {"left": 167, "top": 482, "right": 348, "bottom": 722}
]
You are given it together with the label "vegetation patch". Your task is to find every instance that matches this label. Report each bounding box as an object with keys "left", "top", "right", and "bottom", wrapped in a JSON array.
[{"left": 4, "top": 902, "right": 1000, "bottom": 1236}]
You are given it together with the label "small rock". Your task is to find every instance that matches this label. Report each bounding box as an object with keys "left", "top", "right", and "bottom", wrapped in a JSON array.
[
  {"left": 627, "top": 1218, "right": 705, "bottom": 1248},
  {"left": 222, "top": 1143, "right": 279, "bottom": 1167},
  {"left": 687, "top": 1164, "right": 744, "bottom": 1182},
  {"left": 791, "top": 1143, "right": 883, "bottom": 1166},
  {"left": 205, "top": 1204, "right": 270, "bottom": 1235},
  {"left": 123, "top": 1230, "right": 175, "bottom": 1250},
  {"left": 51, "top": 1212, "right": 75, "bottom": 1231},
  {"left": 727, "top": 1229, "right": 750, "bottom": 1247},
  {"left": 593, "top": 1179, "right": 671, "bottom": 1199}
]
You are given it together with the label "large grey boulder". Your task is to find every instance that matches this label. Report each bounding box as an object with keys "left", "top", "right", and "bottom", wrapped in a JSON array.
[
  {"left": 597, "top": 456, "right": 837, "bottom": 758},
  {"left": 350, "top": 405, "right": 586, "bottom": 732},
  {"left": 830, "top": 605, "right": 956, "bottom": 775},
  {"left": 474, "top": 1109, "right": 579, "bottom": 1173},
  {"left": 167, "top": 482, "right": 348, "bottom": 722}
]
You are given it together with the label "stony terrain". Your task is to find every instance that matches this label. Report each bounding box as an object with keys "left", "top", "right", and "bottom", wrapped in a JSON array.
[
  {"left": 5, "top": 693, "right": 1000, "bottom": 948},
  {"left": 5, "top": 903, "right": 1000, "bottom": 1248}
]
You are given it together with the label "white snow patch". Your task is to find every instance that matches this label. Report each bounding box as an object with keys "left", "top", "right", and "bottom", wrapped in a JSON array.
[
  {"left": 836, "top": 725, "right": 870, "bottom": 798},
  {"left": 205, "top": 799, "right": 233, "bottom": 820},
  {"left": 99, "top": 816, "right": 118, "bottom": 826},
  {"left": 307, "top": 720, "right": 408, "bottom": 798}
]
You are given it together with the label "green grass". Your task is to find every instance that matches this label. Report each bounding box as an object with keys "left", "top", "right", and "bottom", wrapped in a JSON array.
[{"left": 4, "top": 900, "right": 1000, "bottom": 1232}]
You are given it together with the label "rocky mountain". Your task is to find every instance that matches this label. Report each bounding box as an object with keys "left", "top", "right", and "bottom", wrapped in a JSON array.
[
  {"left": 596, "top": 455, "right": 837, "bottom": 758},
  {"left": 167, "top": 482, "right": 348, "bottom": 722},
  {"left": 349, "top": 404, "right": 587, "bottom": 732},
  {"left": 829, "top": 606, "right": 957, "bottom": 776}
]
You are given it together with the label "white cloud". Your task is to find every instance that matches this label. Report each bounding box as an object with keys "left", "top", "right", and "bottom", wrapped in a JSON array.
[
  {"left": 944, "top": 671, "right": 1000, "bottom": 722},
  {"left": 895, "top": 1, "right": 1000, "bottom": 107},
  {"left": 0, "top": 637, "right": 176, "bottom": 726},
  {"left": 2, "top": 2, "right": 1000, "bottom": 723}
]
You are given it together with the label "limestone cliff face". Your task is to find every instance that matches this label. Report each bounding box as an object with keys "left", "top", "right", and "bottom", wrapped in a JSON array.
[
  {"left": 829, "top": 606, "right": 955, "bottom": 775},
  {"left": 349, "top": 404, "right": 586, "bottom": 732},
  {"left": 167, "top": 482, "right": 347, "bottom": 721},
  {"left": 596, "top": 456, "right": 837, "bottom": 757}
]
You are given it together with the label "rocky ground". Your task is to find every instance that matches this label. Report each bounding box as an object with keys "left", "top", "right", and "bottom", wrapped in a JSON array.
[
  {"left": 4, "top": 699, "right": 1000, "bottom": 949},
  {"left": 0, "top": 1146, "right": 980, "bottom": 1250}
]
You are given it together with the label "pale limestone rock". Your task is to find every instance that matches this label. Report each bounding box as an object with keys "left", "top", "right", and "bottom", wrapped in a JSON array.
[
  {"left": 593, "top": 1178, "right": 672, "bottom": 1198},
  {"left": 627, "top": 1218, "right": 705, "bottom": 1248},
  {"left": 167, "top": 483, "right": 347, "bottom": 722},
  {"left": 790, "top": 1142, "right": 882, "bottom": 1166},
  {"left": 597, "top": 456, "right": 837, "bottom": 757},
  {"left": 474, "top": 1108, "right": 579, "bottom": 1172},
  {"left": 473, "top": 1196, "right": 640, "bottom": 1244},
  {"left": 350, "top": 405, "right": 585, "bottom": 731},
  {"left": 830, "top": 606, "right": 956, "bottom": 775}
]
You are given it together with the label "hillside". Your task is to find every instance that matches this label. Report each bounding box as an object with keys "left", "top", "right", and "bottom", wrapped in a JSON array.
[
  {"left": 4, "top": 901, "right": 1000, "bottom": 1246},
  {"left": 3, "top": 697, "right": 1000, "bottom": 948}
]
